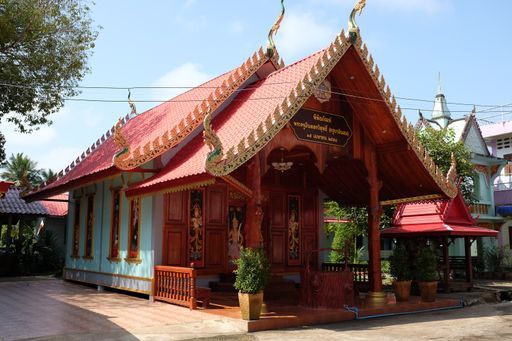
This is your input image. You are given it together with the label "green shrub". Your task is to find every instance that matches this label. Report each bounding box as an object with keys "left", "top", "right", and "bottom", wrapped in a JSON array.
[
  {"left": 484, "top": 245, "right": 512, "bottom": 272},
  {"left": 233, "top": 248, "right": 270, "bottom": 294},
  {"left": 389, "top": 244, "right": 412, "bottom": 281},
  {"left": 415, "top": 246, "right": 438, "bottom": 282},
  {"left": 381, "top": 260, "right": 390, "bottom": 275}
]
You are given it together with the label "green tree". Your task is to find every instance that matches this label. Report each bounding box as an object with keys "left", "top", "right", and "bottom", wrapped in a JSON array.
[
  {"left": 40, "top": 168, "right": 57, "bottom": 184},
  {"left": 324, "top": 201, "right": 394, "bottom": 263},
  {"left": 0, "top": 0, "right": 98, "bottom": 163},
  {"left": 1, "top": 153, "right": 42, "bottom": 190},
  {"left": 417, "top": 127, "right": 475, "bottom": 202}
]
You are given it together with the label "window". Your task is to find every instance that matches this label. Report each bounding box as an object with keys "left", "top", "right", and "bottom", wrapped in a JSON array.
[
  {"left": 497, "top": 137, "right": 512, "bottom": 150},
  {"left": 71, "top": 199, "right": 81, "bottom": 257},
  {"left": 109, "top": 189, "right": 121, "bottom": 261},
  {"left": 126, "top": 197, "right": 141, "bottom": 262},
  {"left": 84, "top": 195, "right": 94, "bottom": 258}
]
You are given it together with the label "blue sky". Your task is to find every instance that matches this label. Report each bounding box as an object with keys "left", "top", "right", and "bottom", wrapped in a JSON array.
[{"left": 5, "top": 0, "right": 512, "bottom": 171}]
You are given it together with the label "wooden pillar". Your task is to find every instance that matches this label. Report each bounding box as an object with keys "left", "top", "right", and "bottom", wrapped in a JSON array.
[
  {"left": 364, "top": 143, "right": 386, "bottom": 305},
  {"left": 465, "top": 237, "right": 473, "bottom": 284},
  {"left": 443, "top": 237, "right": 450, "bottom": 293},
  {"left": 245, "top": 155, "right": 262, "bottom": 248}
]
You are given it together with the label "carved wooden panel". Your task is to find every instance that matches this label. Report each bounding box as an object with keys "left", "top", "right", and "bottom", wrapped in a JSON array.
[
  {"left": 165, "top": 229, "right": 185, "bottom": 266},
  {"left": 188, "top": 190, "right": 205, "bottom": 267},
  {"left": 206, "top": 230, "right": 225, "bottom": 268},
  {"left": 165, "top": 191, "right": 186, "bottom": 224},
  {"left": 207, "top": 186, "right": 226, "bottom": 226},
  {"left": 271, "top": 231, "right": 286, "bottom": 265},
  {"left": 287, "top": 195, "right": 301, "bottom": 266},
  {"left": 270, "top": 192, "right": 285, "bottom": 227}
]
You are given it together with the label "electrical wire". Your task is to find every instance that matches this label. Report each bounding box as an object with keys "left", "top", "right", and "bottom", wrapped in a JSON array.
[{"left": 1, "top": 81, "right": 510, "bottom": 110}]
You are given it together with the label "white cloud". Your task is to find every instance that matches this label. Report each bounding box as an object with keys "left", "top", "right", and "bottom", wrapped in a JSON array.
[
  {"left": 373, "top": 0, "right": 448, "bottom": 14},
  {"left": 152, "top": 62, "right": 211, "bottom": 100},
  {"left": 3, "top": 124, "right": 57, "bottom": 147},
  {"left": 277, "top": 12, "right": 337, "bottom": 62}
]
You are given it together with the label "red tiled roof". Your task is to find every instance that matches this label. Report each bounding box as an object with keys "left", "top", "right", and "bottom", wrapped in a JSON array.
[
  {"left": 382, "top": 190, "right": 498, "bottom": 238},
  {"left": 126, "top": 50, "right": 325, "bottom": 197},
  {"left": 24, "top": 69, "right": 241, "bottom": 201},
  {"left": 40, "top": 193, "right": 68, "bottom": 217}
]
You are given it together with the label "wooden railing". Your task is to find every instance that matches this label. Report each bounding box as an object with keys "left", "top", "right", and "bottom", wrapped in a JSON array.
[
  {"left": 469, "top": 203, "right": 490, "bottom": 215},
  {"left": 322, "top": 263, "right": 369, "bottom": 291},
  {"left": 153, "top": 265, "right": 197, "bottom": 310}
]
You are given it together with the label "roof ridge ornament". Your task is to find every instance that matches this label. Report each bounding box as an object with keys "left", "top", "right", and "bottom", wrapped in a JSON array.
[
  {"left": 113, "top": 118, "right": 130, "bottom": 160},
  {"left": 266, "top": 0, "right": 285, "bottom": 58},
  {"left": 203, "top": 108, "right": 224, "bottom": 166},
  {"left": 446, "top": 152, "right": 458, "bottom": 186},
  {"left": 128, "top": 89, "right": 137, "bottom": 118},
  {"left": 348, "top": 0, "right": 366, "bottom": 43}
]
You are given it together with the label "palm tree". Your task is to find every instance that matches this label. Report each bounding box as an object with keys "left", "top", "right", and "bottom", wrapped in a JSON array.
[
  {"left": 40, "top": 168, "right": 57, "bottom": 184},
  {"left": 0, "top": 153, "right": 42, "bottom": 190}
]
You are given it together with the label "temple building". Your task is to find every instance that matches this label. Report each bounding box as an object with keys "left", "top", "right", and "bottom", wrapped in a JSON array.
[
  {"left": 415, "top": 79, "right": 505, "bottom": 256},
  {"left": 26, "top": 3, "right": 461, "bottom": 307}
]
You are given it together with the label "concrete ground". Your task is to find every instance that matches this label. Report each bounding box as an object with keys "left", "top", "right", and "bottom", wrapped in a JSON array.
[{"left": 0, "top": 278, "right": 511, "bottom": 341}]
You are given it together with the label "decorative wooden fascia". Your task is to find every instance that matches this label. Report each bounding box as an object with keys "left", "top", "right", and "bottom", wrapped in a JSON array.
[
  {"left": 113, "top": 46, "right": 285, "bottom": 171},
  {"left": 354, "top": 38, "right": 458, "bottom": 199},
  {"left": 221, "top": 175, "right": 253, "bottom": 198},
  {"left": 124, "top": 174, "right": 216, "bottom": 198},
  {"left": 204, "top": 28, "right": 352, "bottom": 176},
  {"left": 203, "top": 26, "right": 458, "bottom": 200},
  {"left": 380, "top": 194, "right": 444, "bottom": 206}
]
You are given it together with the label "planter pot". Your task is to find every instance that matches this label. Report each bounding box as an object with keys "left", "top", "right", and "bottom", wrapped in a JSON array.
[
  {"left": 393, "top": 280, "right": 412, "bottom": 302},
  {"left": 419, "top": 281, "right": 438, "bottom": 302},
  {"left": 238, "top": 291, "right": 264, "bottom": 320}
]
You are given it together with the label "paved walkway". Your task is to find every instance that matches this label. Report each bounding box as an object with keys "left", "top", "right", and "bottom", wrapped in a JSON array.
[{"left": 0, "top": 279, "right": 244, "bottom": 340}]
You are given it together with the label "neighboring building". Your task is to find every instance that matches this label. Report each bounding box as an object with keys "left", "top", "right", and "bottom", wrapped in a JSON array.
[
  {"left": 415, "top": 82, "right": 506, "bottom": 255},
  {"left": 0, "top": 187, "right": 68, "bottom": 252},
  {"left": 481, "top": 121, "right": 512, "bottom": 248}
]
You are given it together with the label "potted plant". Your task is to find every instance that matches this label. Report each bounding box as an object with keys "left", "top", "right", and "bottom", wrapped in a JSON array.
[
  {"left": 389, "top": 244, "right": 412, "bottom": 302},
  {"left": 415, "top": 245, "right": 438, "bottom": 302},
  {"left": 234, "top": 247, "right": 270, "bottom": 320}
]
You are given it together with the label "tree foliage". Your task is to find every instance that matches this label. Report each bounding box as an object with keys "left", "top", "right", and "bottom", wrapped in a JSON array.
[
  {"left": 417, "top": 127, "right": 475, "bottom": 202},
  {"left": 324, "top": 201, "right": 394, "bottom": 263},
  {"left": 1, "top": 153, "right": 42, "bottom": 190},
  {"left": 0, "top": 0, "right": 98, "bottom": 162}
]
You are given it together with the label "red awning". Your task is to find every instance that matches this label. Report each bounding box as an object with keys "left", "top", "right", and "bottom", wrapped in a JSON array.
[{"left": 381, "top": 223, "right": 498, "bottom": 238}]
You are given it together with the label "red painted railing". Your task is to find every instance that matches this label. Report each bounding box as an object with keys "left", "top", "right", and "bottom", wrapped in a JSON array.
[{"left": 153, "top": 265, "right": 197, "bottom": 310}]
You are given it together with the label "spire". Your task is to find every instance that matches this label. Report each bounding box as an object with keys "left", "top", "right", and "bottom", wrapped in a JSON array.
[{"left": 431, "top": 73, "right": 451, "bottom": 127}]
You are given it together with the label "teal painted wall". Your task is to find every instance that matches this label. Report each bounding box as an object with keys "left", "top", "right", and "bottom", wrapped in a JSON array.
[{"left": 65, "top": 173, "right": 154, "bottom": 279}]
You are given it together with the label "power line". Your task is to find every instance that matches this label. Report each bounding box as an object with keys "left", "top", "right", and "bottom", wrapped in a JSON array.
[{"left": 1, "top": 81, "right": 509, "bottom": 109}]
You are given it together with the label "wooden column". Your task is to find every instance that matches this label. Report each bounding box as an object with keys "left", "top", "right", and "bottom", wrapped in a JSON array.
[
  {"left": 465, "top": 237, "right": 473, "bottom": 285},
  {"left": 443, "top": 237, "right": 450, "bottom": 293},
  {"left": 245, "top": 155, "right": 262, "bottom": 248},
  {"left": 364, "top": 143, "right": 385, "bottom": 305}
]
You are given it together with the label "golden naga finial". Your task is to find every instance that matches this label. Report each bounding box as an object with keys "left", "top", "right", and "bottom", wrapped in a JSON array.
[
  {"left": 113, "top": 118, "right": 130, "bottom": 160},
  {"left": 348, "top": 0, "right": 366, "bottom": 42},
  {"left": 203, "top": 108, "right": 224, "bottom": 168},
  {"left": 128, "top": 89, "right": 137, "bottom": 118},
  {"left": 446, "top": 152, "right": 457, "bottom": 184},
  {"left": 266, "top": 0, "right": 285, "bottom": 58}
]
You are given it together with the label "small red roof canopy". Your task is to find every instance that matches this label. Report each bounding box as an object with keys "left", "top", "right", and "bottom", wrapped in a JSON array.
[{"left": 382, "top": 190, "right": 498, "bottom": 238}]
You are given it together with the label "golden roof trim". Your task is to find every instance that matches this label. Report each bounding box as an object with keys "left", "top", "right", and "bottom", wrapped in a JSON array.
[
  {"left": 113, "top": 47, "right": 284, "bottom": 171},
  {"left": 205, "top": 29, "right": 352, "bottom": 175},
  {"left": 204, "top": 28, "right": 457, "bottom": 199},
  {"left": 380, "top": 194, "right": 444, "bottom": 206}
]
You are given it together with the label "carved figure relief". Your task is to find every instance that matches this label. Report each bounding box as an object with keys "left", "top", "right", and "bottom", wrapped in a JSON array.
[
  {"left": 189, "top": 190, "right": 204, "bottom": 265},
  {"left": 128, "top": 197, "right": 140, "bottom": 259},
  {"left": 288, "top": 195, "right": 301, "bottom": 265},
  {"left": 228, "top": 206, "right": 245, "bottom": 264}
]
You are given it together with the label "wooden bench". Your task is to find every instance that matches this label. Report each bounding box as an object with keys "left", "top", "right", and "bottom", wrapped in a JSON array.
[
  {"left": 196, "top": 287, "right": 211, "bottom": 308},
  {"left": 322, "top": 263, "right": 370, "bottom": 293}
]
